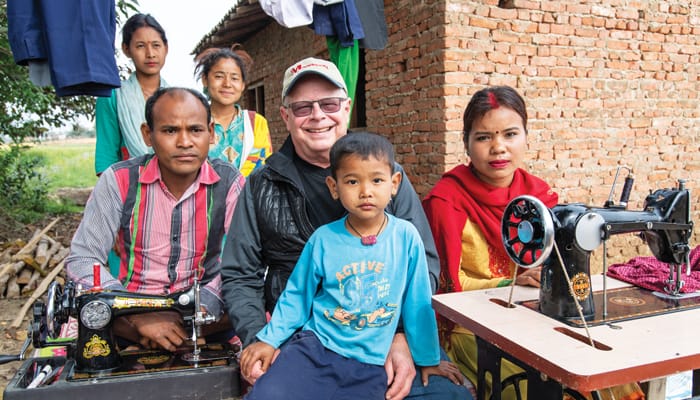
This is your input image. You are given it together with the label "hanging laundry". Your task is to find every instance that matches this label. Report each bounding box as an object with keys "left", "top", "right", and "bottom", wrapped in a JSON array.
[
  {"left": 7, "top": 0, "right": 120, "bottom": 97},
  {"left": 355, "top": 0, "right": 388, "bottom": 50},
  {"left": 312, "top": 0, "right": 364, "bottom": 48}
]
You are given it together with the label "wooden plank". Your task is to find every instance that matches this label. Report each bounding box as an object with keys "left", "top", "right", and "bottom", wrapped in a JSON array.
[{"left": 11, "top": 218, "right": 60, "bottom": 260}]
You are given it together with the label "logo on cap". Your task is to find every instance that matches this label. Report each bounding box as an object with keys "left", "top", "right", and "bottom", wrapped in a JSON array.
[{"left": 282, "top": 57, "right": 347, "bottom": 98}]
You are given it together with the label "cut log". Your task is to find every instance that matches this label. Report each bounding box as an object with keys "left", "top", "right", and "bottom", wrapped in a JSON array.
[
  {"left": 28, "top": 242, "right": 62, "bottom": 284},
  {"left": 6, "top": 275, "right": 20, "bottom": 298},
  {"left": 13, "top": 253, "right": 44, "bottom": 276},
  {"left": 21, "top": 270, "right": 41, "bottom": 296},
  {"left": 42, "top": 241, "right": 62, "bottom": 268},
  {"left": 16, "top": 267, "right": 33, "bottom": 285},
  {"left": 0, "top": 262, "right": 14, "bottom": 279},
  {"left": 41, "top": 234, "right": 57, "bottom": 246},
  {"left": 49, "top": 247, "right": 70, "bottom": 269},
  {"left": 0, "top": 261, "right": 26, "bottom": 297},
  {"left": 34, "top": 236, "right": 50, "bottom": 265},
  {"left": 10, "top": 260, "right": 66, "bottom": 329},
  {"left": 11, "top": 218, "right": 60, "bottom": 260}
]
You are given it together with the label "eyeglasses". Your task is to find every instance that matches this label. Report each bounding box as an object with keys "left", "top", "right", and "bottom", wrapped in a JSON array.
[{"left": 284, "top": 97, "right": 347, "bottom": 117}]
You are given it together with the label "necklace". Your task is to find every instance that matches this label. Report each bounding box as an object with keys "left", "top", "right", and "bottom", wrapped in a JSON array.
[
  {"left": 141, "top": 87, "right": 155, "bottom": 99},
  {"left": 212, "top": 106, "right": 239, "bottom": 128},
  {"left": 346, "top": 214, "right": 387, "bottom": 246}
]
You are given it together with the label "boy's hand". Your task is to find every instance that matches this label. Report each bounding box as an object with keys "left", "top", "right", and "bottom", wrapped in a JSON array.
[
  {"left": 420, "top": 360, "right": 465, "bottom": 386},
  {"left": 240, "top": 342, "right": 276, "bottom": 384}
]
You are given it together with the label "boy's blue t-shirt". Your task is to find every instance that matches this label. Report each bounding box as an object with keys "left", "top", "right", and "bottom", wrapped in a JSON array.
[{"left": 256, "top": 214, "right": 440, "bottom": 367}]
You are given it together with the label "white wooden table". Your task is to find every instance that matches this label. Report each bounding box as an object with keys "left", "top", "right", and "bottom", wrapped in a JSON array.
[{"left": 432, "top": 275, "right": 700, "bottom": 399}]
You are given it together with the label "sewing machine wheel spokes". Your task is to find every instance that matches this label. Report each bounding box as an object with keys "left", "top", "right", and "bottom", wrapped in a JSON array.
[
  {"left": 46, "top": 281, "right": 63, "bottom": 338},
  {"left": 501, "top": 195, "right": 555, "bottom": 268}
]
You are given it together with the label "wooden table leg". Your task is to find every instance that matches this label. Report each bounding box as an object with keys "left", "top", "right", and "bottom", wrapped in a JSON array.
[{"left": 646, "top": 378, "right": 667, "bottom": 400}]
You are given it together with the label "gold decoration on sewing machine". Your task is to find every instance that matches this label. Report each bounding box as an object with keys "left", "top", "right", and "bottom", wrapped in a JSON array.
[
  {"left": 83, "top": 334, "right": 111, "bottom": 359},
  {"left": 137, "top": 354, "right": 171, "bottom": 366},
  {"left": 112, "top": 296, "right": 174, "bottom": 309},
  {"left": 571, "top": 272, "right": 591, "bottom": 301},
  {"left": 610, "top": 295, "right": 645, "bottom": 307}
]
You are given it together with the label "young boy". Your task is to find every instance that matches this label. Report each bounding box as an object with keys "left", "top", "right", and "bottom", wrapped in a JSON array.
[{"left": 239, "top": 132, "right": 464, "bottom": 399}]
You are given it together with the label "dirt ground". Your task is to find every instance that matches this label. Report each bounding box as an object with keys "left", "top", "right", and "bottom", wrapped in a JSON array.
[{"left": 0, "top": 298, "right": 33, "bottom": 398}]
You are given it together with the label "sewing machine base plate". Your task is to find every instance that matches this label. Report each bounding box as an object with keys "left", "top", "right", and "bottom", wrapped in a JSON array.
[
  {"left": 520, "top": 286, "right": 700, "bottom": 328},
  {"left": 4, "top": 344, "right": 241, "bottom": 400}
]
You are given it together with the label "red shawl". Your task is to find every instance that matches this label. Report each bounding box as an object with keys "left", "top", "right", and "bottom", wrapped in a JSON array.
[{"left": 423, "top": 164, "right": 558, "bottom": 294}]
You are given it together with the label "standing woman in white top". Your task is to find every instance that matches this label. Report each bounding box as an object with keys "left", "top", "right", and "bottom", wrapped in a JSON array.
[{"left": 94, "top": 13, "right": 169, "bottom": 175}]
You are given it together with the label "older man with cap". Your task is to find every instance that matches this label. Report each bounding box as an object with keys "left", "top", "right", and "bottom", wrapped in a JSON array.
[{"left": 220, "top": 57, "right": 470, "bottom": 399}]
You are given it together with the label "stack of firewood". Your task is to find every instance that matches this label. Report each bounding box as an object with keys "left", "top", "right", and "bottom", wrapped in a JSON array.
[{"left": 0, "top": 218, "right": 67, "bottom": 299}]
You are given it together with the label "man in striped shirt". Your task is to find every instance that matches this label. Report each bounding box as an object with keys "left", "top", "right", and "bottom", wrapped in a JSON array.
[{"left": 66, "top": 87, "right": 245, "bottom": 351}]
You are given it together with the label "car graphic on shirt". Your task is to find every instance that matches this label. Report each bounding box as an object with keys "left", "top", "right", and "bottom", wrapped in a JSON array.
[{"left": 324, "top": 303, "right": 397, "bottom": 330}]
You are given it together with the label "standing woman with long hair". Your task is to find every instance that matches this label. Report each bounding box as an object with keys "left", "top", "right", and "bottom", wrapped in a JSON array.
[
  {"left": 95, "top": 13, "right": 169, "bottom": 175},
  {"left": 195, "top": 45, "right": 272, "bottom": 176}
]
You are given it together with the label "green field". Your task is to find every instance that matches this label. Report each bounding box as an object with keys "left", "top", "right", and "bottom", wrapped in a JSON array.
[{"left": 26, "top": 139, "right": 97, "bottom": 191}]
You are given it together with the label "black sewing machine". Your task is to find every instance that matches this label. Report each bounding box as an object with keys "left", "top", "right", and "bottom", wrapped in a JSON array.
[
  {"left": 501, "top": 175, "right": 694, "bottom": 325},
  {"left": 2, "top": 269, "right": 241, "bottom": 400},
  {"left": 41, "top": 279, "right": 220, "bottom": 371}
]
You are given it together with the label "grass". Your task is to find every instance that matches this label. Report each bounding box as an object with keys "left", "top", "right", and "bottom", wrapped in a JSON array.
[
  {"left": 26, "top": 138, "right": 97, "bottom": 191},
  {"left": 13, "top": 138, "right": 97, "bottom": 218}
]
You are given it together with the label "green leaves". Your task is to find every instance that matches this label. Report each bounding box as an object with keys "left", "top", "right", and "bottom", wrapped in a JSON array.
[{"left": 0, "top": 146, "right": 48, "bottom": 223}]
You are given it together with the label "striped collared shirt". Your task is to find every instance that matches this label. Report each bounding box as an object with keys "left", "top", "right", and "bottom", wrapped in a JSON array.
[{"left": 66, "top": 155, "right": 245, "bottom": 316}]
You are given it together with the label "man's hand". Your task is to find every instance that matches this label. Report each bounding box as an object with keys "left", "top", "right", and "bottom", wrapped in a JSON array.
[
  {"left": 385, "top": 333, "right": 416, "bottom": 400},
  {"left": 117, "top": 311, "right": 188, "bottom": 351},
  {"left": 240, "top": 342, "right": 277, "bottom": 384},
  {"left": 420, "top": 360, "right": 465, "bottom": 386},
  {"left": 515, "top": 266, "right": 541, "bottom": 287}
]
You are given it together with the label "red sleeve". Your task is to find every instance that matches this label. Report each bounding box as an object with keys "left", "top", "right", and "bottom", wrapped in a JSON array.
[{"left": 423, "top": 194, "right": 468, "bottom": 293}]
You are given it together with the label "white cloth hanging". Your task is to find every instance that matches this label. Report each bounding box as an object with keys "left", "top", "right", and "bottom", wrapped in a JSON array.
[{"left": 260, "top": 0, "right": 344, "bottom": 28}]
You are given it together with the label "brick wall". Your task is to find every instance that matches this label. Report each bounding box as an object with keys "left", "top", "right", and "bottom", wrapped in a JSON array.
[
  {"left": 366, "top": 0, "right": 451, "bottom": 197},
  {"left": 367, "top": 0, "right": 700, "bottom": 265}
]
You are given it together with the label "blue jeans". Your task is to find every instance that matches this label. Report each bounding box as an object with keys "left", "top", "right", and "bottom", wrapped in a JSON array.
[{"left": 406, "top": 347, "right": 474, "bottom": 400}]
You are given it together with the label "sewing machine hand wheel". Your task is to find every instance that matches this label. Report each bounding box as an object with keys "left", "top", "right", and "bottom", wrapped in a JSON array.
[
  {"left": 501, "top": 195, "right": 555, "bottom": 268},
  {"left": 46, "top": 281, "right": 71, "bottom": 338}
]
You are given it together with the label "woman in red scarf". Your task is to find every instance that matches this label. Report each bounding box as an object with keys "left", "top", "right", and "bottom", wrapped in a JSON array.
[{"left": 423, "top": 86, "right": 643, "bottom": 400}]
